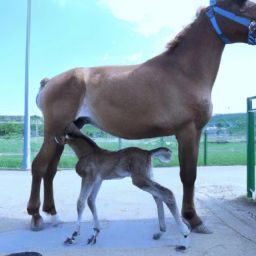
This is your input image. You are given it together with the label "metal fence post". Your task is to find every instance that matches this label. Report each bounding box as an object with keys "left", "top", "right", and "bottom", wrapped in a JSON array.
[
  {"left": 247, "top": 97, "right": 255, "bottom": 199},
  {"left": 22, "top": 0, "right": 31, "bottom": 170},
  {"left": 204, "top": 129, "right": 208, "bottom": 166}
]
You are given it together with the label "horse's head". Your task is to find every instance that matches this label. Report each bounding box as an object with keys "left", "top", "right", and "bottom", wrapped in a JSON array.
[{"left": 206, "top": 0, "right": 256, "bottom": 44}]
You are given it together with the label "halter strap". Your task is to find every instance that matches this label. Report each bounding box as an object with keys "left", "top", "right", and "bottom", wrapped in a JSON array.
[
  {"left": 207, "top": 0, "right": 256, "bottom": 45},
  {"left": 214, "top": 7, "right": 251, "bottom": 27},
  {"left": 207, "top": 7, "right": 231, "bottom": 43}
]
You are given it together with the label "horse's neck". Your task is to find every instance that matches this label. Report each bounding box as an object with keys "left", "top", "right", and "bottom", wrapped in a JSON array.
[{"left": 151, "top": 13, "right": 225, "bottom": 89}]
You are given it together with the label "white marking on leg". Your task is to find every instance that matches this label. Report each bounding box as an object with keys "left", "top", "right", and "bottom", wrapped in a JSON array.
[
  {"left": 153, "top": 196, "right": 166, "bottom": 240},
  {"left": 51, "top": 214, "right": 62, "bottom": 227},
  {"left": 64, "top": 177, "right": 95, "bottom": 245}
]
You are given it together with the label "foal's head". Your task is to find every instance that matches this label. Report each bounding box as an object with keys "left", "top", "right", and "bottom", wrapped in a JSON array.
[{"left": 55, "top": 133, "right": 97, "bottom": 159}]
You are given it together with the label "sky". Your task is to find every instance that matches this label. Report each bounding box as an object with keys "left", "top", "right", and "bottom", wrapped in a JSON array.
[{"left": 0, "top": 0, "right": 255, "bottom": 116}]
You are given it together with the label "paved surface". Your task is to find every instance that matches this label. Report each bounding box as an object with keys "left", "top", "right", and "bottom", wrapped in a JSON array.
[{"left": 0, "top": 166, "right": 256, "bottom": 256}]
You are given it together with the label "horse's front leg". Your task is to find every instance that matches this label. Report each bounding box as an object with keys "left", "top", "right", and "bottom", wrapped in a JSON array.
[
  {"left": 176, "top": 123, "right": 212, "bottom": 234},
  {"left": 27, "top": 136, "right": 64, "bottom": 231}
]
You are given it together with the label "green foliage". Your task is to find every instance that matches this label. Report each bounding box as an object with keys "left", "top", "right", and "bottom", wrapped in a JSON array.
[
  {"left": 207, "top": 113, "right": 247, "bottom": 135},
  {"left": 0, "top": 123, "right": 23, "bottom": 137},
  {"left": 0, "top": 113, "right": 254, "bottom": 169}
]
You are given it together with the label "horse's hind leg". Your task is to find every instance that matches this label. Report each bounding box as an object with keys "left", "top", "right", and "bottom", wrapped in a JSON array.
[
  {"left": 27, "top": 136, "right": 64, "bottom": 231},
  {"left": 176, "top": 124, "right": 212, "bottom": 234},
  {"left": 43, "top": 143, "right": 64, "bottom": 224}
]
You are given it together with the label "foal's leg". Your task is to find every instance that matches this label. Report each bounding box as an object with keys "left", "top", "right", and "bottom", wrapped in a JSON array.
[
  {"left": 87, "top": 180, "right": 102, "bottom": 245},
  {"left": 132, "top": 175, "right": 190, "bottom": 238},
  {"left": 176, "top": 124, "right": 211, "bottom": 234},
  {"left": 27, "top": 137, "right": 64, "bottom": 231},
  {"left": 64, "top": 177, "right": 95, "bottom": 245},
  {"left": 152, "top": 196, "right": 166, "bottom": 240}
]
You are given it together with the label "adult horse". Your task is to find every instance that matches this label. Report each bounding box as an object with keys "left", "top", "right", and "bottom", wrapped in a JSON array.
[{"left": 28, "top": 0, "right": 256, "bottom": 232}]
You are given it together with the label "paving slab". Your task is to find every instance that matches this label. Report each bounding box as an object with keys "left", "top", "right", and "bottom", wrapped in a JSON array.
[{"left": 0, "top": 167, "right": 256, "bottom": 256}]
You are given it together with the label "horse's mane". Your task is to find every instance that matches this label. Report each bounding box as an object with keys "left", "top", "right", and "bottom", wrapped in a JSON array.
[
  {"left": 166, "top": 7, "right": 204, "bottom": 52},
  {"left": 166, "top": 23, "right": 194, "bottom": 51}
]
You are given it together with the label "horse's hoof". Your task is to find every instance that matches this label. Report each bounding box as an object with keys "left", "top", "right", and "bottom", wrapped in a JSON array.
[
  {"left": 153, "top": 231, "right": 165, "bottom": 240},
  {"left": 30, "top": 215, "right": 44, "bottom": 231},
  {"left": 192, "top": 223, "right": 213, "bottom": 234},
  {"left": 175, "top": 245, "right": 187, "bottom": 251},
  {"left": 182, "top": 218, "right": 192, "bottom": 231}
]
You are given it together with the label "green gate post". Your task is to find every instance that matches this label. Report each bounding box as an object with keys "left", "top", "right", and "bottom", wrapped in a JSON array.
[
  {"left": 118, "top": 138, "right": 122, "bottom": 150},
  {"left": 247, "top": 97, "right": 256, "bottom": 199},
  {"left": 160, "top": 137, "right": 164, "bottom": 147},
  {"left": 204, "top": 129, "right": 208, "bottom": 166}
]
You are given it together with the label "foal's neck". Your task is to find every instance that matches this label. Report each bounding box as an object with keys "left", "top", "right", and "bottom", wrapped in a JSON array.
[{"left": 68, "top": 138, "right": 100, "bottom": 159}]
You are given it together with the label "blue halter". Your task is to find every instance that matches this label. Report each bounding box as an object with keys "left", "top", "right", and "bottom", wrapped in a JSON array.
[{"left": 206, "top": 0, "right": 256, "bottom": 45}]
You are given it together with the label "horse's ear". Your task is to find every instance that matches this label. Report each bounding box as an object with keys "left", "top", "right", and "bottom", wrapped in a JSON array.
[{"left": 234, "top": 0, "right": 247, "bottom": 7}]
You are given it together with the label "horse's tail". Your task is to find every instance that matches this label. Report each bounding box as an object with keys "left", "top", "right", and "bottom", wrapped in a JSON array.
[
  {"left": 36, "top": 77, "right": 50, "bottom": 111},
  {"left": 150, "top": 147, "right": 172, "bottom": 163},
  {"left": 40, "top": 77, "right": 50, "bottom": 88}
]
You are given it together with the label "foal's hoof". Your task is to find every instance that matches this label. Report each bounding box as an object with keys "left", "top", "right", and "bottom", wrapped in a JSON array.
[
  {"left": 64, "top": 237, "right": 75, "bottom": 245},
  {"left": 64, "top": 231, "right": 79, "bottom": 245},
  {"left": 30, "top": 215, "right": 44, "bottom": 231},
  {"left": 192, "top": 223, "right": 213, "bottom": 234},
  {"left": 87, "top": 235, "right": 97, "bottom": 245}
]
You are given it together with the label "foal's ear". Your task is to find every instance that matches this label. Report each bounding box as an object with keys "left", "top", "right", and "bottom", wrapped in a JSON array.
[{"left": 234, "top": 0, "right": 247, "bottom": 7}]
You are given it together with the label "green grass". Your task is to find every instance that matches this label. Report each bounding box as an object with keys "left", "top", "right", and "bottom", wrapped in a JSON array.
[{"left": 0, "top": 136, "right": 252, "bottom": 169}]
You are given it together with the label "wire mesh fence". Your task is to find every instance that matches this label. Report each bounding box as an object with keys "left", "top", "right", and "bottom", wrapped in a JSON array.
[{"left": 0, "top": 121, "right": 253, "bottom": 169}]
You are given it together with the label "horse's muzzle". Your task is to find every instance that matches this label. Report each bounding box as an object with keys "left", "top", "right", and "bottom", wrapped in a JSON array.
[
  {"left": 248, "top": 21, "right": 256, "bottom": 45},
  {"left": 249, "top": 21, "right": 256, "bottom": 37}
]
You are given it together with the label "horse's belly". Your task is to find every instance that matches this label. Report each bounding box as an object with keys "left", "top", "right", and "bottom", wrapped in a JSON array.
[{"left": 77, "top": 99, "right": 186, "bottom": 139}]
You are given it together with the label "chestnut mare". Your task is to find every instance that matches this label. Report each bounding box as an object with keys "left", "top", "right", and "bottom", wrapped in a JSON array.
[{"left": 28, "top": 0, "right": 256, "bottom": 232}]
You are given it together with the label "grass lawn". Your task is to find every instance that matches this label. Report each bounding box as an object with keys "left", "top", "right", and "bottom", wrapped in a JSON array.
[{"left": 0, "top": 136, "right": 251, "bottom": 169}]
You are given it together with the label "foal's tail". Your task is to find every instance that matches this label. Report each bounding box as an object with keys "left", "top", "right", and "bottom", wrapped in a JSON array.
[{"left": 150, "top": 147, "right": 172, "bottom": 163}]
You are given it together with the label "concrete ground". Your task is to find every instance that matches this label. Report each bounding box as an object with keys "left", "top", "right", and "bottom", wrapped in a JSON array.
[{"left": 0, "top": 166, "right": 256, "bottom": 256}]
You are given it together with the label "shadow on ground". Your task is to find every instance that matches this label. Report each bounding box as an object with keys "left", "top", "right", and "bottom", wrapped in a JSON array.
[{"left": 0, "top": 218, "right": 183, "bottom": 255}]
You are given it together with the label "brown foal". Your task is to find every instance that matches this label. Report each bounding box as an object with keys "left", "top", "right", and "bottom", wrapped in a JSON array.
[{"left": 55, "top": 123, "right": 189, "bottom": 247}]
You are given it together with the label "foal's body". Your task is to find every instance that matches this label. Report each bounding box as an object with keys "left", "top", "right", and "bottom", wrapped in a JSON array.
[
  {"left": 28, "top": 0, "right": 256, "bottom": 232},
  {"left": 56, "top": 124, "right": 189, "bottom": 245}
]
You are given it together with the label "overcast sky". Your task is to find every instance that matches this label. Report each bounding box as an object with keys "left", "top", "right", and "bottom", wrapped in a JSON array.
[{"left": 0, "top": 0, "right": 255, "bottom": 116}]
